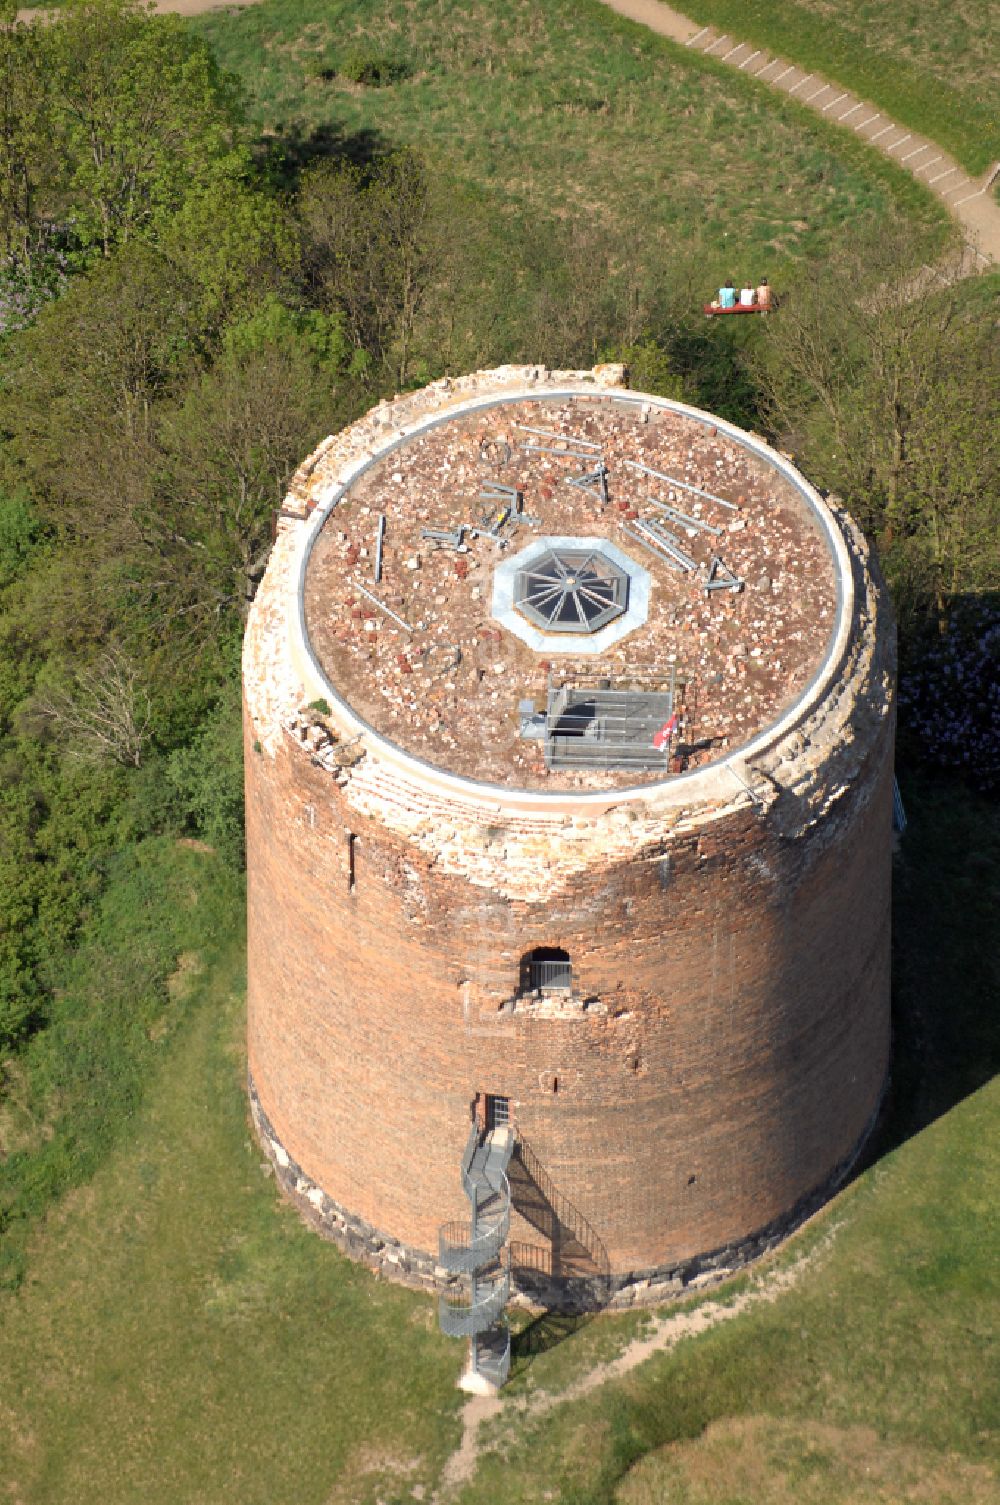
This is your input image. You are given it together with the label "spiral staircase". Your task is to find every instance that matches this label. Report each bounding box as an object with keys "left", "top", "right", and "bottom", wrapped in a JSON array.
[{"left": 438, "top": 1120, "right": 514, "bottom": 1391}]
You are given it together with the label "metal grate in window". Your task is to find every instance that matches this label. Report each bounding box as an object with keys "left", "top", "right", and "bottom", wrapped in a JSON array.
[
  {"left": 528, "top": 958, "right": 572, "bottom": 992},
  {"left": 486, "top": 1095, "right": 511, "bottom": 1130}
]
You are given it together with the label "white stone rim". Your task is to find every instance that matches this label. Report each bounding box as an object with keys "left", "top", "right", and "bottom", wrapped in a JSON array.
[{"left": 287, "top": 385, "right": 855, "bottom": 813}]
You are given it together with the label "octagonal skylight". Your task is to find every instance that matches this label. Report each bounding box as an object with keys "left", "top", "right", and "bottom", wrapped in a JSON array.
[
  {"left": 514, "top": 547, "right": 628, "bottom": 634},
  {"left": 492, "top": 536, "right": 650, "bottom": 655}
]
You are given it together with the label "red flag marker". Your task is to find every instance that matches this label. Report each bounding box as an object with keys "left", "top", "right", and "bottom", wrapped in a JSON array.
[{"left": 653, "top": 713, "right": 679, "bottom": 751}]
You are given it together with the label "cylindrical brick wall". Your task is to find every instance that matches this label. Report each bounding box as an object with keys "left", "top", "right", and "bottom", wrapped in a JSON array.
[{"left": 243, "top": 368, "right": 895, "bottom": 1298}]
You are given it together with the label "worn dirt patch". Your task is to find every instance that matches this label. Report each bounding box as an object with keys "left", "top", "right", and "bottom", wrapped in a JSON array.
[
  {"left": 435, "top": 1237, "right": 835, "bottom": 1498},
  {"left": 324, "top": 1447, "right": 426, "bottom": 1505},
  {"left": 166, "top": 951, "right": 204, "bottom": 1001},
  {"left": 0, "top": 1058, "right": 48, "bottom": 1161}
]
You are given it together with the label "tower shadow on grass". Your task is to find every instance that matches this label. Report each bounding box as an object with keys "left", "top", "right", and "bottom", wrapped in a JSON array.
[{"left": 877, "top": 767, "right": 1000, "bottom": 1155}]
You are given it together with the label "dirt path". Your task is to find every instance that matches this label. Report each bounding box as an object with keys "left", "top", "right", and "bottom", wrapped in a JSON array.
[
  {"left": 434, "top": 1236, "right": 833, "bottom": 1500},
  {"left": 598, "top": 0, "right": 1000, "bottom": 266}
]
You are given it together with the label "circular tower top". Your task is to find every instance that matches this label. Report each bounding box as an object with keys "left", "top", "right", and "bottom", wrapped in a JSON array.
[{"left": 286, "top": 370, "right": 849, "bottom": 799}]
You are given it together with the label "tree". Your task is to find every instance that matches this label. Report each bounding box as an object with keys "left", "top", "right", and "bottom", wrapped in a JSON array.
[
  {"left": 0, "top": 243, "right": 195, "bottom": 531},
  {"left": 300, "top": 151, "right": 450, "bottom": 388},
  {"left": 149, "top": 321, "right": 334, "bottom": 623},
  {"left": 34, "top": 643, "right": 151, "bottom": 766},
  {"left": 43, "top": 0, "right": 247, "bottom": 257},
  {"left": 0, "top": 5, "right": 53, "bottom": 264},
  {"left": 755, "top": 225, "right": 999, "bottom": 621},
  {"left": 158, "top": 179, "right": 299, "bottom": 335}
]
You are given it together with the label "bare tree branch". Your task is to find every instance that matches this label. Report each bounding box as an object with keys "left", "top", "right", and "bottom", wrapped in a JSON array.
[{"left": 35, "top": 644, "right": 152, "bottom": 766}]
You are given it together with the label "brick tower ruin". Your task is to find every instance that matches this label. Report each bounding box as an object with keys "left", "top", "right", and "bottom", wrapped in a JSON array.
[{"left": 243, "top": 365, "right": 895, "bottom": 1380}]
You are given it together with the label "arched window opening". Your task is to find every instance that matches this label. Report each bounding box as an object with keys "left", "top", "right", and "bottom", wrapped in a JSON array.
[{"left": 521, "top": 946, "right": 572, "bottom": 995}]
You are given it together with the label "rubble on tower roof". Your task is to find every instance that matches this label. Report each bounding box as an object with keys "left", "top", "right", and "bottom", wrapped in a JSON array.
[{"left": 301, "top": 394, "right": 836, "bottom": 791}]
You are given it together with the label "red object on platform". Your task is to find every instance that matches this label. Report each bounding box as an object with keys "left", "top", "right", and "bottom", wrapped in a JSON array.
[{"left": 653, "top": 713, "right": 679, "bottom": 751}]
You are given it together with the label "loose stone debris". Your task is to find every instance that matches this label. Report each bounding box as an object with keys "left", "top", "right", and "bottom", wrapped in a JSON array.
[{"left": 302, "top": 395, "right": 835, "bottom": 790}]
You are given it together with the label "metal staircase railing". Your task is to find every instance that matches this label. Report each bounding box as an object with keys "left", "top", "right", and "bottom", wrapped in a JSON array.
[
  {"left": 438, "top": 1266, "right": 511, "bottom": 1337},
  {"left": 458, "top": 1120, "right": 480, "bottom": 1195},
  {"left": 438, "top": 1120, "right": 514, "bottom": 1389},
  {"left": 438, "top": 1198, "right": 510, "bottom": 1274}
]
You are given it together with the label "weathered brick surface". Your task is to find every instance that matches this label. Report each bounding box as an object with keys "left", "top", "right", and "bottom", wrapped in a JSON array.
[
  {"left": 243, "top": 368, "right": 895, "bottom": 1285},
  {"left": 245, "top": 709, "right": 892, "bottom": 1272}
]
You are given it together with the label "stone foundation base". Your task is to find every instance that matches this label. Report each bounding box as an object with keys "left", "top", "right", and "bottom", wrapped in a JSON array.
[
  {"left": 249, "top": 1073, "right": 886, "bottom": 1312},
  {"left": 249, "top": 1078, "right": 448, "bottom": 1293}
]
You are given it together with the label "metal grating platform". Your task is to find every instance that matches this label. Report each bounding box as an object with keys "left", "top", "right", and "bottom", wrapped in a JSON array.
[{"left": 544, "top": 687, "right": 675, "bottom": 771}]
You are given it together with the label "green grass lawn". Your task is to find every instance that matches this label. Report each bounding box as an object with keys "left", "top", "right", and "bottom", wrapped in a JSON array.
[
  {"left": 0, "top": 868, "right": 464, "bottom": 1505},
  {"left": 668, "top": 0, "right": 999, "bottom": 177},
  {"left": 192, "top": 0, "right": 945, "bottom": 279},
  {"left": 455, "top": 1078, "right": 999, "bottom": 1503},
  {"left": 0, "top": 779, "right": 996, "bottom": 1504}
]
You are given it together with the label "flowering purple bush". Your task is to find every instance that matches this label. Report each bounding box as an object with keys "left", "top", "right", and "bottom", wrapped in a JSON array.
[
  {"left": 897, "top": 601, "right": 1000, "bottom": 793},
  {"left": 0, "top": 236, "right": 70, "bottom": 337}
]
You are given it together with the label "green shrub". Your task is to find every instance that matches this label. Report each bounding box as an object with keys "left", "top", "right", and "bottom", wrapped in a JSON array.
[
  {"left": 0, "top": 493, "right": 44, "bottom": 590},
  {"left": 303, "top": 52, "right": 335, "bottom": 82},
  {"left": 165, "top": 684, "right": 245, "bottom": 865},
  {"left": 339, "top": 49, "right": 409, "bottom": 87},
  {"left": 602, "top": 338, "right": 683, "bottom": 400},
  {"left": 0, "top": 982, "right": 40, "bottom": 1056}
]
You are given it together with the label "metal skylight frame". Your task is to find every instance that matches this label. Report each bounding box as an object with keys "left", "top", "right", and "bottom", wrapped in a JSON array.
[{"left": 513, "top": 547, "right": 628, "bottom": 634}]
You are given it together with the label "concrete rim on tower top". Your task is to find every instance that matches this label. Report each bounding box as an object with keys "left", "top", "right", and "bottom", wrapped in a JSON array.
[{"left": 286, "top": 382, "right": 854, "bottom": 813}]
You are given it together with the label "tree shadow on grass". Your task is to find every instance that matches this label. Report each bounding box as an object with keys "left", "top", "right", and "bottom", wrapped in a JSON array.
[{"left": 256, "top": 120, "right": 393, "bottom": 189}]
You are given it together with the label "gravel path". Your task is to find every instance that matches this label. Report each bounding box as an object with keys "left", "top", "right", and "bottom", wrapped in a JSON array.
[{"left": 598, "top": 0, "right": 1000, "bottom": 266}]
